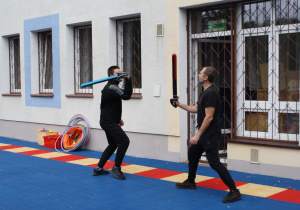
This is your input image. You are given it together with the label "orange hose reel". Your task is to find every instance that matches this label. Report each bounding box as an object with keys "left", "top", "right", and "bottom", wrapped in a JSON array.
[{"left": 62, "top": 126, "right": 84, "bottom": 149}]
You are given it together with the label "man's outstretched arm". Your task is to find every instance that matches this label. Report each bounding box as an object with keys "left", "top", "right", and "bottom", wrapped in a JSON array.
[{"left": 173, "top": 100, "right": 197, "bottom": 113}]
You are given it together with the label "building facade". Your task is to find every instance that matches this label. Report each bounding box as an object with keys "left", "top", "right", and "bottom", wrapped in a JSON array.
[{"left": 1, "top": 0, "right": 299, "bottom": 179}]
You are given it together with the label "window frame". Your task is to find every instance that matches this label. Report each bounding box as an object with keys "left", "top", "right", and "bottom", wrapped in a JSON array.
[
  {"left": 74, "top": 25, "right": 93, "bottom": 94},
  {"left": 9, "top": 36, "right": 21, "bottom": 94},
  {"left": 38, "top": 31, "right": 53, "bottom": 94},
  {"left": 116, "top": 17, "right": 142, "bottom": 94}
]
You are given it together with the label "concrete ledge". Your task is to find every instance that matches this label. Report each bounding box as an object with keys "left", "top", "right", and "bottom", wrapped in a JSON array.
[{"left": 228, "top": 159, "right": 300, "bottom": 180}]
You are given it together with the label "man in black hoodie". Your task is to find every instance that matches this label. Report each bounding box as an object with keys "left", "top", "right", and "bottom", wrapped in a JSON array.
[{"left": 93, "top": 66, "right": 132, "bottom": 180}]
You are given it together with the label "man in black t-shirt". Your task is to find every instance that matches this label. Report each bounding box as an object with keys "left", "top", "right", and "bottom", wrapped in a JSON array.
[{"left": 172, "top": 66, "right": 242, "bottom": 203}]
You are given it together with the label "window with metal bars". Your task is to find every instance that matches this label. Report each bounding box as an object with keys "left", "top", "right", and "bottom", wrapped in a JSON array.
[
  {"left": 38, "top": 31, "right": 53, "bottom": 94},
  {"left": 74, "top": 25, "right": 93, "bottom": 94},
  {"left": 117, "top": 18, "right": 141, "bottom": 94},
  {"left": 236, "top": 0, "right": 300, "bottom": 142},
  {"left": 9, "top": 36, "right": 21, "bottom": 93},
  {"left": 188, "top": 0, "right": 300, "bottom": 148}
]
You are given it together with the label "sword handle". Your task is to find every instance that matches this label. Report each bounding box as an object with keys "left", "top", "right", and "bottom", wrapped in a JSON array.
[
  {"left": 170, "top": 97, "right": 179, "bottom": 108},
  {"left": 117, "top": 72, "right": 129, "bottom": 79}
]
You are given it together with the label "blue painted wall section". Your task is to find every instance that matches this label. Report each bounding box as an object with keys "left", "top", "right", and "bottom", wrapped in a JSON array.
[{"left": 24, "top": 14, "right": 61, "bottom": 108}]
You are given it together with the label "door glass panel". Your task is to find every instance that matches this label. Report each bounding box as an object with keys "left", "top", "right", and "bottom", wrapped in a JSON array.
[
  {"left": 279, "top": 33, "right": 300, "bottom": 101},
  {"left": 191, "top": 8, "right": 231, "bottom": 34},
  {"left": 198, "top": 37, "right": 232, "bottom": 130},
  {"left": 245, "top": 112, "right": 268, "bottom": 132},
  {"left": 276, "top": 0, "right": 300, "bottom": 25},
  {"left": 279, "top": 113, "right": 299, "bottom": 134},
  {"left": 243, "top": 1, "right": 271, "bottom": 28},
  {"left": 245, "top": 35, "right": 269, "bottom": 101}
]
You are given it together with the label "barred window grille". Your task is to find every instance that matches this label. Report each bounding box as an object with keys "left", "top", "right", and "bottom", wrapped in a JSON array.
[
  {"left": 38, "top": 31, "right": 53, "bottom": 93},
  {"left": 236, "top": 0, "right": 300, "bottom": 141},
  {"left": 188, "top": 6, "right": 233, "bottom": 154},
  {"left": 9, "top": 36, "right": 21, "bottom": 93},
  {"left": 188, "top": 0, "right": 300, "bottom": 154},
  {"left": 74, "top": 25, "right": 93, "bottom": 94},
  {"left": 117, "top": 18, "right": 141, "bottom": 93}
]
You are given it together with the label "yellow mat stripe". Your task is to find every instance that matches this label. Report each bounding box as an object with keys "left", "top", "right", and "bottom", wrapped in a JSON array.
[
  {"left": 4, "top": 147, "right": 38, "bottom": 153},
  {"left": 33, "top": 152, "right": 70, "bottom": 159},
  {"left": 68, "top": 158, "right": 99, "bottom": 166},
  {"left": 121, "top": 164, "right": 155, "bottom": 174},
  {"left": 237, "top": 183, "right": 286, "bottom": 197},
  {"left": 161, "top": 173, "right": 213, "bottom": 183}
]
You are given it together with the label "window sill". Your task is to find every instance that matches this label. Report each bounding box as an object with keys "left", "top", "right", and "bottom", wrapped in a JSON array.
[
  {"left": 66, "top": 94, "right": 94, "bottom": 98},
  {"left": 2, "top": 93, "right": 21, "bottom": 97},
  {"left": 228, "top": 138, "right": 300, "bottom": 149},
  {"left": 31, "top": 93, "right": 53, "bottom": 97},
  {"left": 131, "top": 93, "right": 142, "bottom": 99}
]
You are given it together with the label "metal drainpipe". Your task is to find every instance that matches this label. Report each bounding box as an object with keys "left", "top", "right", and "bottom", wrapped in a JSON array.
[{"left": 186, "top": 10, "right": 191, "bottom": 152}]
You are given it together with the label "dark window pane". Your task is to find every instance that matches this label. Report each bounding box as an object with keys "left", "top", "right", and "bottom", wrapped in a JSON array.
[
  {"left": 276, "top": 0, "right": 300, "bottom": 25},
  {"left": 191, "top": 8, "right": 231, "bottom": 33},
  {"left": 245, "top": 36, "right": 269, "bottom": 101},
  {"left": 120, "top": 19, "right": 141, "bottom": 89},
  {"left": 279, "top": 113, "right": 299, "bottom": 134},
  {"left": 243, "top": 1, "right": 271, "bottom": 28},
  {"left": 279, "top": 33, "right": 299, "bottom": 101},
  {"left": 245, "top": 112, "right": 268, "bottom": 132}
]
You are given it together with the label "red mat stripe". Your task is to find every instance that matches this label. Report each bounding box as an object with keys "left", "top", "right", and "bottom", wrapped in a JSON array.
[
  {"left": 19, "top": 149, "right": 53, "bottom": 155},
  {"left": 50, "top": 154, "right": 88, "bottom": 161},
  {"left": 0, "top": 145, "right": 22, "bottom": 150},
  {"left": 135, "top": 168, "right": 182, "bottom": 179},
  {"left": 267, "top": 189, "right": 300, "bottom": 204},
  {"left": 196, "top": 177, "right": 248, "bottom": 191}
]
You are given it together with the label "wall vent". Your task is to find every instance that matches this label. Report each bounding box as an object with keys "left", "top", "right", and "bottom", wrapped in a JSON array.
[
  {"left": 250, "top": 148, "right": 260, "bottom": 163},
  {"left": 156, "top": 23, "right": 164, "bottom": 37}
]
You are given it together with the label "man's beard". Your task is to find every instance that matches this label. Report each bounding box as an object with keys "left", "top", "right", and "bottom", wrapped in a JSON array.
[{"left": 199, "top": 79, "right": 204, "bottom": 84}]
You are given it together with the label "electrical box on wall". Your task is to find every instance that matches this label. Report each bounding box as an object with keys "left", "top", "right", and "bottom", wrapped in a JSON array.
[
  {"left": 154, "top": 84, "right": 161, "bottom": 97},
  {"left": 156, "top": 23, "right": 164, "bottom": 37}
]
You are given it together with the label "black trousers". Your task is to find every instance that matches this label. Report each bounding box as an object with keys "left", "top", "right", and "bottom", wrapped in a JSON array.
[
  {"left": 98, "top": 121, "right": 130, "bottom": 168},
  {"left": 188, "top": 138, "right": 237, "bottom": 190}
]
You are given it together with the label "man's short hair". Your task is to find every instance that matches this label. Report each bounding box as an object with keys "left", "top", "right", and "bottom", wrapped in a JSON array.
[
  {"left": 107, "top": 66, "right": 120, "bottom": 76},
  {"left": 202, "top": 66, "right": 217, "bottom": 83}
]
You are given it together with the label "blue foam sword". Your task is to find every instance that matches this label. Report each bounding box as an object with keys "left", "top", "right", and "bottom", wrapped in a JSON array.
[{"left": 80, "top": 72, "right": 128, "bottom": 88}]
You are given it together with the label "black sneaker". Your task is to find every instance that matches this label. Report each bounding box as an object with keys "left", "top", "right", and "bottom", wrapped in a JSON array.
[
  {"left": 175, "top": 179, "right": 196, "bottom": 190},
  {"left": 111, "top": 167, "right": 126, "bottom": 180},
  {"left": 222, "top": 189, "right": 242, "bottom": 203},
  {"left": 93, "top": 168, "right": 109, "bottom": 176}
]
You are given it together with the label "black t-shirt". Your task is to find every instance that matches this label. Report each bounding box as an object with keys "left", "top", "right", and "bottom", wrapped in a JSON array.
[{"left": 197, "top": 85, "right": 221, "bottom": 134}]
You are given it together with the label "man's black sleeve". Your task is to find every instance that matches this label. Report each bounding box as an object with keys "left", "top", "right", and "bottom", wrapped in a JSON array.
[
  {"left": 108, "top": 78, "right": 133, "bottom": 100},
  {"left": 205, "top": 91, "right": 218, "bottom": 108},
  {"left": 122, "top": 78, "right": 133, "bottom": 100}
]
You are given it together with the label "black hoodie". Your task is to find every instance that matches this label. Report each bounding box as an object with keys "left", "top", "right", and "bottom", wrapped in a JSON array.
[{"left": 100, "top": 78, "right": 132, "bottom": 123}]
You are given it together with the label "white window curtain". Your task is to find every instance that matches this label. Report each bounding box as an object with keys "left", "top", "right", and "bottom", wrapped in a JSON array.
[
  {"left": 75, "top": 26, "right": 92, "bottom": 93},
  {"left": 9, "top": 36, "right": 21, "bottom": 93},
  {"left": 39, "top": 32, "right": 53, "bottom": 93}
]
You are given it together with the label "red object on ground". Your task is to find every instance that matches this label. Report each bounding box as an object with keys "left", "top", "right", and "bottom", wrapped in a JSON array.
[{"left": 43, "top": 135, "right": 62, "bottom": 149}]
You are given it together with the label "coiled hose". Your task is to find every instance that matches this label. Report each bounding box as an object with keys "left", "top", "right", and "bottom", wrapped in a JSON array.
[{"left": 55, "top": 114, "right": 90, "bottom": 152}]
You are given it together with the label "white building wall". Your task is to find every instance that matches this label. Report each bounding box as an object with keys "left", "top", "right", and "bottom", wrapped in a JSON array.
[
  {"left": 0, "top": 0, "right": 179, "bottom": 162},
  {"left": 0, "top": 0, "right": 232, "bottom": 162}
]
